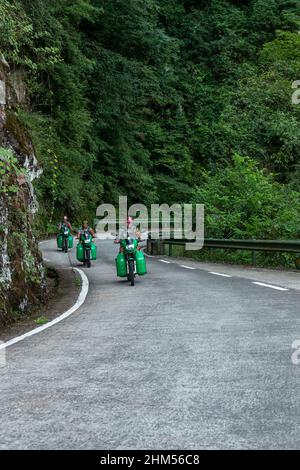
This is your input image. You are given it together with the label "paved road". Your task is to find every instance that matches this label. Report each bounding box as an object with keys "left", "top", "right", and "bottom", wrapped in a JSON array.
[{"left": 0, "top": 239, "right": 299, "bottom": 449}]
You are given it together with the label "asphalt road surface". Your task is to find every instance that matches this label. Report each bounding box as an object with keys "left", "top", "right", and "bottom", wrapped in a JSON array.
[{"left": 0, "top": 239, "right": 299, "bottom": 449}]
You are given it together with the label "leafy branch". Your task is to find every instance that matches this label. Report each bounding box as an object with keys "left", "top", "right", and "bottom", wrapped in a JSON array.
[{"left": 0, "top": 148, "right": 27, "bottom": 194}]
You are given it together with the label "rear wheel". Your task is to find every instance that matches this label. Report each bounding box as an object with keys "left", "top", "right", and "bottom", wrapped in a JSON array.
[
  {"left": 128, "top": 259, "right": 135, "bottom": 286},
  {"left": 86, "top": 250, "right": 91, "bottom": 268}
]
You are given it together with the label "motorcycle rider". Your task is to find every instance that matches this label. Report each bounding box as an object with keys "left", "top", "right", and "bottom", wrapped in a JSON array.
[
  {"left": 77, "top": 220, "right": 96, "bottom": 268},
  {"left": 58, "top": 215, "right": 73, "bottom": 232},
  {"left": 114, "top": 217, "right": 141, "bottom": 249},
  {"left": 57, "top": 215, "right": 73, "bottom": 253},
  {"left": 78, "top": 220, "right": 95, "bottom": 240}
]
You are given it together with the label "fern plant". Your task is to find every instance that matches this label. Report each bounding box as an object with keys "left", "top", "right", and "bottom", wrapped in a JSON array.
[{"left": 0, "top": 148, "right": 27, "bottom": 194}]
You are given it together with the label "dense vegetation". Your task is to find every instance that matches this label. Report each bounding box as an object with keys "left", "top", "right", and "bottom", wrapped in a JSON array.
[{"left": 1, "top": 0, "right": 300, "bottom": 238}]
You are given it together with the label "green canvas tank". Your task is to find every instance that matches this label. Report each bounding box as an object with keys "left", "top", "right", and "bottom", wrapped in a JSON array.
[
  {"left": 68, "top": 235, "right": 74, "bottom": 248},
  {"left": 76, "top": 243, "right": 84, "bottom": 262},
  {"left": 116, "top": 252, "right": 127, "bottom": 277},
  {"left": 135, "top": 250, "right": 147, "bottom": 275},
  {"left": 57, "top": 234, "right": 63, "bottom": 249},
  {"left": 77, "top": 242, "right": 97, "bottom": 262},
  {"left": 91, "top": 243, "right": 97, "bottom": 260},
  {"left": 57, "top": 234, "right": 73, "bottom": 249}
]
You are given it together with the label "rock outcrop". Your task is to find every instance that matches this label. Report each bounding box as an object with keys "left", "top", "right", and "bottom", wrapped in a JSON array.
[{"left": 0, "top": 55, "right": 46, "bottom": 326}]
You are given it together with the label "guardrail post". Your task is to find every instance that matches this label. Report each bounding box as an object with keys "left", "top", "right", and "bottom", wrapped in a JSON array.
[
  {"left": 252, "top": 251, "right": 256, "bottom": 265},
  {"left": 169, "top": 244, "right": 173, "bottom": 257},
  {"left": 147, "top": 238, "right": 155, "bottom": 256}
]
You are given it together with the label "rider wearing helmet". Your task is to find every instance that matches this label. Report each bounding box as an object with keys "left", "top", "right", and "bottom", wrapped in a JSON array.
[
  {"left": 114, "top": 217, "right": 141, "bottom": 248},
  {"left": 58, "top": 215, "right": 73, "bottom": 231},
  {"left": 78, "top": 220, "right": 95, "bottom": 239}
]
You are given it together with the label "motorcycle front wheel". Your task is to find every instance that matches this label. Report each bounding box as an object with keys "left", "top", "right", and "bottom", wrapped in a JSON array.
[
  {"left": 86, "top": 250, "right": 91, "bottom": 268},
  {"left": 128, "top": 259, "right": 135, "bottom": 286}
]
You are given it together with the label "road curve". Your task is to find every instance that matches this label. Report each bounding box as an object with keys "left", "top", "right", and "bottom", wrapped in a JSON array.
[{"left": 0, "top": 239, "right": 299, "bottom": 449}]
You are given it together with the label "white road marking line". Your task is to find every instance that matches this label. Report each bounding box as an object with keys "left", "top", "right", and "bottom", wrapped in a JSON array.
[
  {"left": 44, "top": 258, "right": 51, "bottom": 262},
  {"left": 252, "top": 282, "right": 289, "bottom": 291},
  {"left": 180, "top": 265, "right": 196, "bottom": 270},
  {"left": 159, "top": 259, "right": 171, "bottom": 264},
  {"left": 209, "top": 272, "right": 232, "bottom": 278},
  {"left": 0, "top": 268, "right": 89, "bottom": 351}
]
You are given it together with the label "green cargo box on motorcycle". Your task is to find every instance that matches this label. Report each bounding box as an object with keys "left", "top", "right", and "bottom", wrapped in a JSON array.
[
  {"left": 77, "top": 231, "right": 97, "bottom": 268},
  {"left": 116, "top": 237, "right": 147, "bottom": 286},
  {"left": 57, "top": 227, "right": 73, "bottom": 252}
]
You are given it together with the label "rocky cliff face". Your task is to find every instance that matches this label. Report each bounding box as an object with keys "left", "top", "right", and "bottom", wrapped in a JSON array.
[{"left": 0, "top": 55, "right": 46, "bottom": 327}]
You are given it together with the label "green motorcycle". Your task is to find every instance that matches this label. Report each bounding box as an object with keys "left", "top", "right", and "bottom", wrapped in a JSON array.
[
  {"left": 77, "top": 230, "right": 97, "bottom": 268},
  {"left": 116, "top": 237, "right": 147, "bottom": 286},
  {"left": 57, "top": 225, "right": 73, "bottom": 253}
]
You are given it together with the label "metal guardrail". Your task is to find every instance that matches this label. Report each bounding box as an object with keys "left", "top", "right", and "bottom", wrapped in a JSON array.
[{"left": 147, "top": 236, "right": 300, "bottom": 267}]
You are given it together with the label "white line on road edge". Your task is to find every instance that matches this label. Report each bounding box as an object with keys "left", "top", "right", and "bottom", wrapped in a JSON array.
[
  {"left": 159, "top": 259, "right": 171, "bottom": 264},
  {"left": 180, "top": 265, "right": 196, "bottom": 270},
  {"left": 0, "top": 268, "right": 89, "bottom": 351},
  {"left": 209, "top": 272, "right": 232, "bottom": 278},
  {"left": 252, "top": 281, "right": 289, "bottom": 291}
]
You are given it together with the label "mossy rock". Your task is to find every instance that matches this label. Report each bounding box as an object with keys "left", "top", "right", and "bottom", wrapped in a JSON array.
[{"left": 5, "top": 112, "right": 32, "bottom": 155}]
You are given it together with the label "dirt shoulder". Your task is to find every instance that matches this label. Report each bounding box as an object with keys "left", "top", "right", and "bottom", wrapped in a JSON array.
[{"left": 0, "top": 267, "right": 81, "bottom": 343}]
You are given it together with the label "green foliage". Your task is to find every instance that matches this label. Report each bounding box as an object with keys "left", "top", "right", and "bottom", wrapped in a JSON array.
[
  {"left": 34, "top": 316, "right": 48, "bottom": 325},
  {"left": 193, "top": 154, "right": 300, "bottom": 239},
  {"left": 217, "top": 27, "right": 300, "bottom": 185},
  {"left": 0, "top": 0, "right": 300, "bottom": 247},
  {"left": 0, "top": 0, "right": 60, "bottom": 69},
  {"left": 0, "top": 148, "right": 26, "bottom": 194}
]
